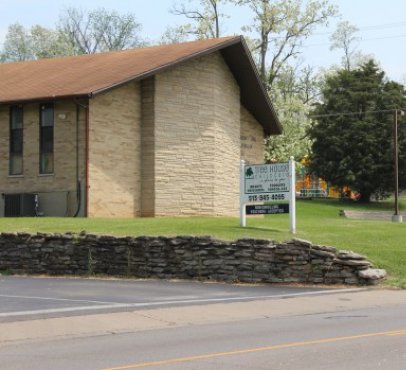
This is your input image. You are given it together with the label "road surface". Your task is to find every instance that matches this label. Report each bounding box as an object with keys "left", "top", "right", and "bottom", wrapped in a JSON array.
[{"left": 0, "top": 276, "right": 405, "bottom": 369}]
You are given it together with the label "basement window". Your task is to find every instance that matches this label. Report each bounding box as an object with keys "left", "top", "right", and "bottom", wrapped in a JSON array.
[
  {"left": 9, "top": 105, "right": 23, "bottom": 175},
  {"left": 39, "top": 103, "right": 54, "bottom": 174}
]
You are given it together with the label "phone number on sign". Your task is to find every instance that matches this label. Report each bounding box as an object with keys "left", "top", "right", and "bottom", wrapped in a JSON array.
[{"left": 248, "top": 194, "right": 286, "bottom": 202}]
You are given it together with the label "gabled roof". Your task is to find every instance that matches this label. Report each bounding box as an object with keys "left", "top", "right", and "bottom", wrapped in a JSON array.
[{"left": 0, "top": 36, "right": 281, "bottom": 135}]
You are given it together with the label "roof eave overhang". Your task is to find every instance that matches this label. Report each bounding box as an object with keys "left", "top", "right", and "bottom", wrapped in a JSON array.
[
  {"left": 220, "top": 38, "right": 282, "bottom": 136},
  {"left": 0, "top": 94, "right": 90, "bottom": 106}
]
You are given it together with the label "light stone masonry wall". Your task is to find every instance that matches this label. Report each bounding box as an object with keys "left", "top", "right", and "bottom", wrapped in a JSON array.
[
  {"left": 240, "top": 105, "right": 265, "bottom": 164},
  {"left": 153, "top": 52, "right": 241, "bottom": 216},
  {"left": 0, "top": 101, "right": 86, "bottom": 216},
  {"left": 141, "top": 77, "right": 155, "bottom": 217},
  {"left": 88, "top": 82, "right": 142, "bottom": 217},
  {"left": 213, "top": 54, "right": 241, "bottom": 216}
]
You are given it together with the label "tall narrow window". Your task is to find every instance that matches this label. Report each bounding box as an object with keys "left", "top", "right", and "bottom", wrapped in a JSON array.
[
  {"left": 9, "top": 105, "right": 23, "bottom": 175},
  {"left": 39, "top": 103, "right": 54, "bottom": 174}
]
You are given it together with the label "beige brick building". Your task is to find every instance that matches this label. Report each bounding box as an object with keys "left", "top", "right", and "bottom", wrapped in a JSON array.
[{"left": 0, "top": 36, "right": 281, "bottom": 218}]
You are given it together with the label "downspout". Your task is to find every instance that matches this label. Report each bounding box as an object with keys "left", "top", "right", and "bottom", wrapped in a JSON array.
[
  {"left": 73, "top": 99, "right": 89, "bottom": 217},
  {"left": 85, "top": 97, "right": 90, "bottom": 217},
  {"left": 73, "top": 102, "right": 81, "bottom": 217}
]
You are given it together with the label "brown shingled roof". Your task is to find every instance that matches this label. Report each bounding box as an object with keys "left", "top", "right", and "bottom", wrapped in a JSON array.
[{"left": 0, "top": 36, "right": 281, "bottom": 135}]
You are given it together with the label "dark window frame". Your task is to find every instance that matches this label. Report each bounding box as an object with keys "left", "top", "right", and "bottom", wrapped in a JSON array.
[
  {"left": 9, "top": 105, "right": 23, "bottom": 176},
  {"left": 39, "top": 103, "right": 54, "bottom": 174}
]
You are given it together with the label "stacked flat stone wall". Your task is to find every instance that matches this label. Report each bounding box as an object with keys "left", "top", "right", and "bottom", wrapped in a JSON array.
[{"left": 0, "top": 233, "right": 385, "bottom": 285}]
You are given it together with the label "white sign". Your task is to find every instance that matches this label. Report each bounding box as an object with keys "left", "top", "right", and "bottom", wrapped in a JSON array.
[
  {"left": 242, "top": 163, "right": 289, "bottom": 204},
  {"left": 240, "top": 158, "right": 296, "bottom": 234}
]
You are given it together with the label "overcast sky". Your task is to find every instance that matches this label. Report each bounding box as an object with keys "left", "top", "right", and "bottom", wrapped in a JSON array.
[{"left": 1, "top": 0, "right": 406, "bottom": 81}]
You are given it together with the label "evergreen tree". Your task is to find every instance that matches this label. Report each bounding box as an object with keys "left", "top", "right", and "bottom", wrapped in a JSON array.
[{"left": 309, "top": 60, "right": 406, "bottom": 202}]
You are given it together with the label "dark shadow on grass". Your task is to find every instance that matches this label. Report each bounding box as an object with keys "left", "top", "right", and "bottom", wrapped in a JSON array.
[{"left": 231, "top": 226, "right": 282, "bottom": 233}]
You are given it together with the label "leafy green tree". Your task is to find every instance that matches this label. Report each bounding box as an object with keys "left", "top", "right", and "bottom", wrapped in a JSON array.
[
  {"left": 58, "top": 7, "right": 143, "bottom": 54},
  {"left": 30, "top": 25, "right": 74, "bottom": 58},
  {"left": 1, "top": 23, "right": 73, "bottom": 62},
  {"left": 1, "top": 23, "right": 32, "bottom": 61},
  {"left": 264, "top": 64, "right": 322, "bottom": 162},
  {"left": 265, "top": 93, "right": 311, "bottom": 162},
  {"left": 309, "top": 60, "right": 406, "bottom": 202},
  {"left": 329, "top": 21, "right": 359, "bottom": 71},
  {"left": 234, "top": 0, "right": 337, "bottom": 88},
  {"left": 160, "top": 25, "right": 193, "bottom": 44}
]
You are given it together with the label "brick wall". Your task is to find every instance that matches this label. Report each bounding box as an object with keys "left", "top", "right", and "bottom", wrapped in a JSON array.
[{"left": 88, "top": 82, "right": 142, "bottom": 217}]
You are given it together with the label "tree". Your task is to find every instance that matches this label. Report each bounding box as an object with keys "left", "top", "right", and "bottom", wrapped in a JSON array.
[
  {"left": 58, "top": 7, "right": 143, "bottom": 54},
  {"left": 264, "top": 64, "right": 321, "bottom": 162},
  {"left": 1, "top": 23, "right": 72, "bottom": 62},
  {"left": 234, "top": 0, "right": 337, "bottom": 88},
  {"left": 1, "top": 23, "right": 32, "bottom": 62},
  {"left": 265, "top": 94, "right": 311, "bottom": 162},
  {"left": 160, "top": 25, "right": 193, "bottom": 44},
  {"left": 171, "top": 0, "right": 227, "bottom": 39},
  {"left": 309, "top": 60, "right": 406, "bottom": 202},
  {"left": 30, "top": 25, "right": 74, "bottom": 59},
  {"left": 330, "top": 21, "right": 359, "bottom": 70}
]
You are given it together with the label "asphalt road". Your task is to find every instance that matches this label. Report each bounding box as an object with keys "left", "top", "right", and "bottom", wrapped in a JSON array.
[
  {"left": 0, "top": 276, "right": 349, "bottom": 321},
  {"left": 1, "top": 296, "right": 405, "bottom": 370},
  {"left": 0, "top": 276, "right": 405, "bottom": 369}
]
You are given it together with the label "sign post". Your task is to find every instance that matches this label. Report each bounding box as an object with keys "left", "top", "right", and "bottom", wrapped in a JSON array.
[
  {"left": 240, "top": 160, "right": 246, "bottom": 227},
  {"left": 289, "top": 156, "right": 296, "bottom": 234},
  {"left": 240, "top": 158, "right": 296, "bottom": 234}
]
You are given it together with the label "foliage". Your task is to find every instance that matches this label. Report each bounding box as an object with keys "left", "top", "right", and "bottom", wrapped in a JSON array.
[
  {"left": 234, "top": 0, "right": 337, "bottom": 88},
  {"left": 265, "top": 93, "right": 311, "bottom": 162},
  {"left": 0, "top": 23, "right": 72, "bottom": 62},
  {"left": 1, "top": 8, "right": 144, "bottom": 61},
  {"left": 265, "top": 64, "right": 322, "bottom": 162},
  {"left": 160, "top": 24, "right": 194, "bottom": 44},
  {"left": 170, "top": 0, "right": 227, "bottom": 39},
  {"left": 309, "top": 60, "right": 406, "bottom": 201},
  {"left": 1, "top": 23, "right": 32, "bottom": 62},
  {"left": 329, "top": 21, "right": 359, "bottom": 71},
  {"left": 58, "top": 7, "right": 144, "bottom": 54}
]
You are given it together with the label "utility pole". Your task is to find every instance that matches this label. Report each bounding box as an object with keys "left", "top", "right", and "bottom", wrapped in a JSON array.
[{"left": 392, "top": 109, "right": 403, "bottom": 223}]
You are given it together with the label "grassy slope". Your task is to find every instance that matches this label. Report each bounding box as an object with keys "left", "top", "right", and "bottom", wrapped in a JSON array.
[{"left": 1, "top": 198, "right": 405, "bottom": 286}]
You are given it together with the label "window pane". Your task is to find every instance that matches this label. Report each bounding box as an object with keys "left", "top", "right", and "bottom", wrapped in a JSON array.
[
  {"left": 40, "top": 126, "right": 54, "bottom": 153},
  {"left": 10, "top": 106, "right": 23, "bottom": 129},
  {"left": 9, "top": 105, "right": 23, "bottom": 175},
  {"left": 10, "top": 129, "right": 23, "bottom": 153},
  {"left": 40, "top": 104, "right": 54, "bottom": 127},
  {"left": 39, "top": 103, "right": 54, "bottom": 174},
  {"left": 10, "top": 154, "right": 23, "bottom": 175},
  {"left": 40, "top": 152, "right": 53, "bottom": 174}
]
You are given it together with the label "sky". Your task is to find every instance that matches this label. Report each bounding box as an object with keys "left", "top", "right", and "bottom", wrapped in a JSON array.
[{"left": 1, "top": 0, "right": 406, "bottom": 81}]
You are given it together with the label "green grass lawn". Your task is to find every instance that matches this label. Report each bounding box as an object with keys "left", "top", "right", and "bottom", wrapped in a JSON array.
[{"left": 1, "top": 198, "right": 405, "bottom": 287}]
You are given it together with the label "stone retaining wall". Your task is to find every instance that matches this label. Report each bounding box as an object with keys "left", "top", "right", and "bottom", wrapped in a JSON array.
[{"left": 0, "top": 233, "right": 386, "bottom": 285}]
